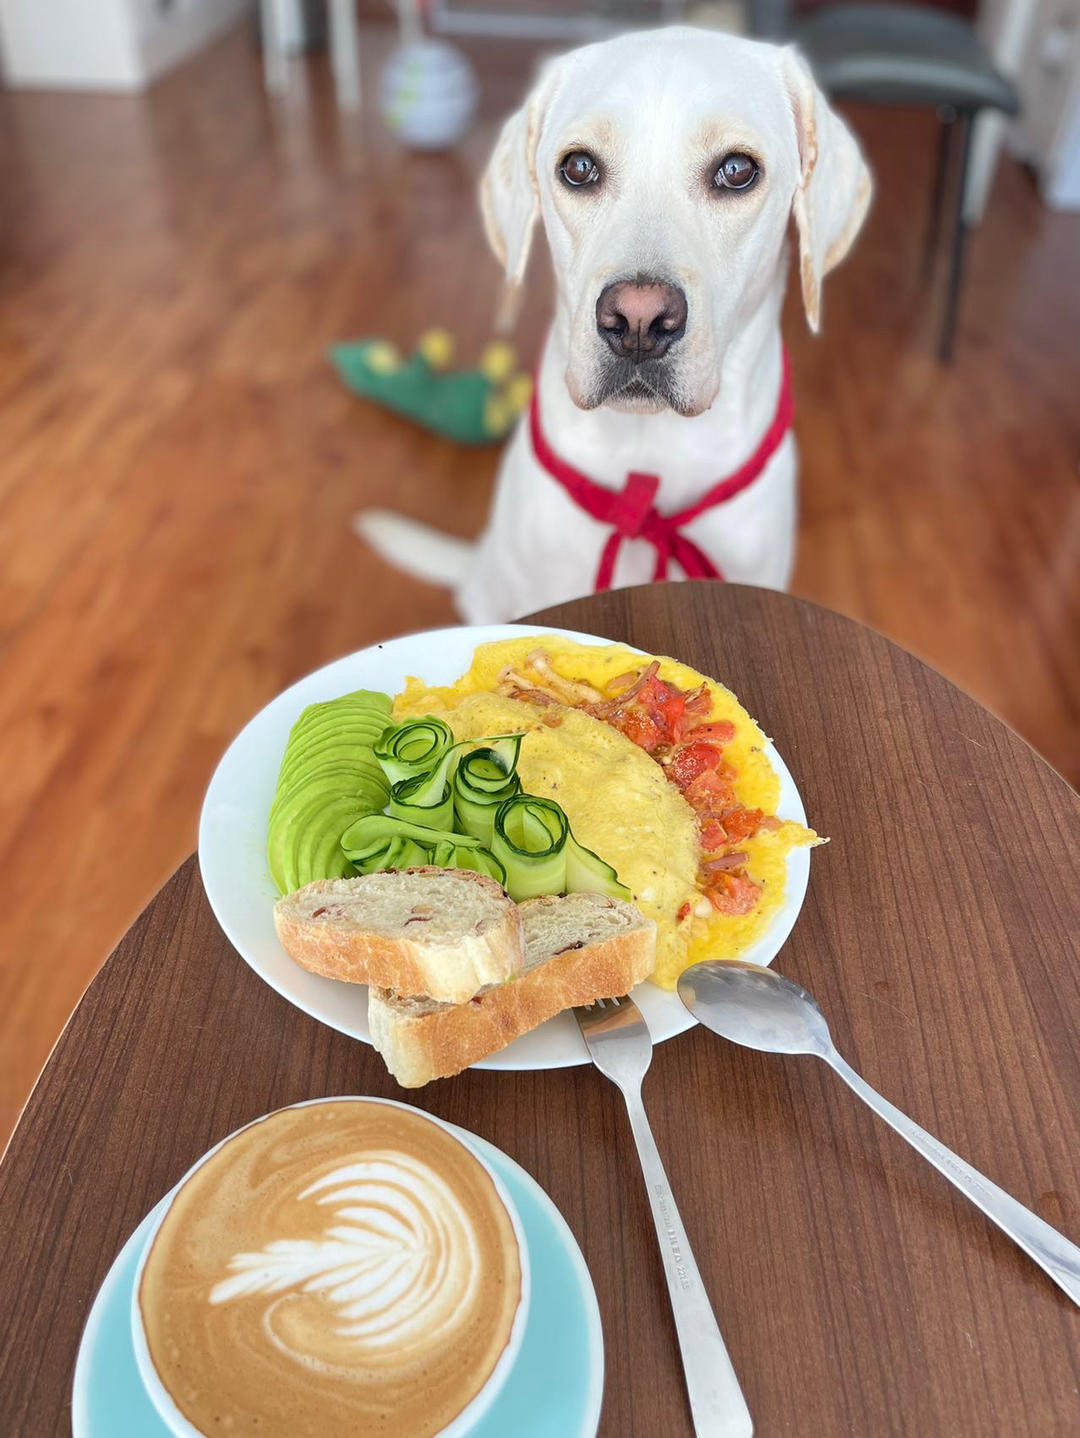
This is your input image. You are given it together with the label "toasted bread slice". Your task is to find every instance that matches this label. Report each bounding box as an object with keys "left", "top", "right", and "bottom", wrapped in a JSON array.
[
  {"left": 274, "top": 867, "right": 524, "bottom": 1004},
  {"left": 368, "top": 892, "right": 657, "bottom": 1087}
]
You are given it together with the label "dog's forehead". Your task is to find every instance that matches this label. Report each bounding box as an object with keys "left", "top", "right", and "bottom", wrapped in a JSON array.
[{"left": 542, "top": 30, "right": 794, "bottom": 153}]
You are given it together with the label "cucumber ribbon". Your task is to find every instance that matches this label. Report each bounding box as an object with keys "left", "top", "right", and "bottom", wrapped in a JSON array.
[
  {"left": 385, "top": 731, "right": 522, "bottom": 830},
  {"left": 373, "top": 717, "right": 454, "bottom": 786},
  {"left": 340, "top": 814, "right": 506, "bottom": 885},
  {"left": 348, "top": 715, "right": 631, "bottom": 902},
  {"left": 492, "top": 795, "right": 630, "bottom": 901}
]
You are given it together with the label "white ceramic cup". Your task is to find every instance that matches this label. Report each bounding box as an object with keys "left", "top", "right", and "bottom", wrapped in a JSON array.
[{"left": 131, "top": 1096, "right": 531, "bottom": 1438}]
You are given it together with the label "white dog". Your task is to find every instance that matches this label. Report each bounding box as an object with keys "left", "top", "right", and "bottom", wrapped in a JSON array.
[{"left": 358, "top": 27, "right": 871, "bottom": 622}]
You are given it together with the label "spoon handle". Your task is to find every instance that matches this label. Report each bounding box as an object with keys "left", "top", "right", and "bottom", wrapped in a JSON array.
[
  {"left": 621, "top": 1086, "right": 755, "bottom": 1437},
  {"left": 824, "top": 1049, "right": 1080, "bottom": 1306}
]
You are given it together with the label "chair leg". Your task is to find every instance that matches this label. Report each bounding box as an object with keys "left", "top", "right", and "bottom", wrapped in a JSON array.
[
  {"left": 922, "top": 107, "right": 955, "bottom": 280},
  {"left": 328, "top": 0, "right": 361, "bottom": 111},
  {"left": 939, "top": 109, "right": 974, "bottom": 364},
  {"left": 260, "top": 0, "right": 289, "bottom": 94}
]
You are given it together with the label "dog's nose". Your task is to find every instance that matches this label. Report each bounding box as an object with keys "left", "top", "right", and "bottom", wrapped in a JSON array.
[{"left": 595, "top": 279, "right": 687, "bottom": 361}]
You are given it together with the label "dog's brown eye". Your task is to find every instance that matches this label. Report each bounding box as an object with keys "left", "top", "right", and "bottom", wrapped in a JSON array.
[
  {"left": 714, "top": 153, "right": 759, "bottom": 191},
  {"left": 560, "top": 151, "right": 600, "bottom": 188}
]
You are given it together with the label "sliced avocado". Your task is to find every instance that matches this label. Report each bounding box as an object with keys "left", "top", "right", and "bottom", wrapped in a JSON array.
[
  {"left": 290, "top": 696, "right": 391, "bottom": 735},
  {"left": 273, "top": 755, "right": 386, "bottom": 799},
  {"left": 287, "top": 713, "right": 388, "bottom": 747},
  {"left": 292, "top": 794, "right": 372, "bottom": 891},
  {"left": 292, "top": 689, "right": 391, "bottom": 724},
  {"left": 277, "top": 734, "right": 388, "bottom": 784},
  {"left": 269, "top": 767, "right": 387, "bottom": 829},
  {"left": 269, "top": 772, "right": 387, "bottom": 832},
  {"left": 270, "top": 792, "right": 371, "bottom": 894},
  {"left": 268, "top": 770, "right": 385, "bottom": 839},
  {"left": 280, "top": 726, "right": 387, "bottom": 768},
  {"left": 286, "top": 697, "right": 390, "bottom": 745},
  {"left": 275, "top": 745, "right": 386, "bottom": 789},
  {"left": 267, "top": 688, "right": 394, "bottom": 893}
]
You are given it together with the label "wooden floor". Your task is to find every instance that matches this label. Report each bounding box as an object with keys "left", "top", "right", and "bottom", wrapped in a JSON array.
[{"left": 0, "top": 23, "right": 1077, "bottom": 1144}]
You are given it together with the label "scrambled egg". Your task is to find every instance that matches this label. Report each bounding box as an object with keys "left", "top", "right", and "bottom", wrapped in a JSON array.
[{"left": 395, "top": 635, "right": 816, "bottom": 989}]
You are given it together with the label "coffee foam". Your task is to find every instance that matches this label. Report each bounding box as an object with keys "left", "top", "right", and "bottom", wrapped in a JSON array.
[{"left": 139, "top": 1101, "right": 522, "bottom": 1437}]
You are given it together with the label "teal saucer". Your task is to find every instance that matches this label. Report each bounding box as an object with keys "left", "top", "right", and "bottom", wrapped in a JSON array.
[{"left": 73, "top": 1127, "right": 603, "bottom": 1437}]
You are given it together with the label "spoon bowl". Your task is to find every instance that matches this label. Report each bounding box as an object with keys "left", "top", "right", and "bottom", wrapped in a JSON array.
[{"left": 677, "top": 959, "right": 833, "bottom": 1058}]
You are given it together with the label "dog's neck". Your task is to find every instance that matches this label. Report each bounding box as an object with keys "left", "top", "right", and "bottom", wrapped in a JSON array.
[{"left": 535, "top": 275, "right": 787, "bottom": 508}]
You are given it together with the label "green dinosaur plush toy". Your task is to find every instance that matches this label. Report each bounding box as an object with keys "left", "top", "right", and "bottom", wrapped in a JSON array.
[{"left": 330, "top": 329, "right": 532, "bottom": 445}]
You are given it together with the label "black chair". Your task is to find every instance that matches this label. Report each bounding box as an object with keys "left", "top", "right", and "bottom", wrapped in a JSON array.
[{"left": 754, "top": 2, "right": 1021, "bottom": 360}]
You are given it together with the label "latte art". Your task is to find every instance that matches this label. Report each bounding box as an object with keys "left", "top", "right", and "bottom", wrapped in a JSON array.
[
  {"left": 210, "top": 1151, "right": 484, "bottom": 1361},
  {"left": 138, "top": 1101, "right": 523, "bottom": 1438}
]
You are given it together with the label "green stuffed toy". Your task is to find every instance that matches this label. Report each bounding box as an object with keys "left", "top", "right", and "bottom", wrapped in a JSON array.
[{"left": 330, "top": 329, "right": 532, "bottom": 445}]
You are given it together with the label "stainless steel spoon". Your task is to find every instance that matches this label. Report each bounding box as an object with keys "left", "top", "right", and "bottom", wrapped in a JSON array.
[{"left": 678, "top": 959, "right": 1080, "bottom": 1307}]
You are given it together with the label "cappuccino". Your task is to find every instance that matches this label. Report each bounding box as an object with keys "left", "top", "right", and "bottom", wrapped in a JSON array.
[{"left": 138, "top": 1099, "right": 524, "bottom": 1437}]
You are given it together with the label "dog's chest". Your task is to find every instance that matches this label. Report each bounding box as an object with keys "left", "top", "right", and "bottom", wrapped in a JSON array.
[{"left": 468, "top": 421, "right": 797, "bottom": 609}]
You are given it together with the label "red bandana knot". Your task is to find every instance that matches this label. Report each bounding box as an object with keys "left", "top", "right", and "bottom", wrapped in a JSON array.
[{"left": 529, "top": 347, "right": 794, "bottom": 592}]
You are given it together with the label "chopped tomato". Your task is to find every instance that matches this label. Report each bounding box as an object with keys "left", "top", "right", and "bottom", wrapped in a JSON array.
[
  {"left": 686, "top": 720, "right": 736, "bottom": 745},
  {"left": 683, "top": 766, "right": 736, "bottom": 813},
  {"left": 627, "top": 677, "right": 687, "bottom": 745},
  {"left": 659, "top": 696, "right": 688, "bottom": 744},
  {"left": 637, "top": 675, "right": 680, "bottom": 708},
  {"left": 699, "top": 818, "right": 728, "bottom": 852},
  {"left": 667, "top": 742, "right": 723, "bottom": 789},
  {"left": 706, "top": 872, "right": 761, "bottom": 915},
  {"left": 617, "top": 708, "right": 664, "bottom": 752},
  {"left": 715, "top": 807, "right": 766, "bottom": 843}
]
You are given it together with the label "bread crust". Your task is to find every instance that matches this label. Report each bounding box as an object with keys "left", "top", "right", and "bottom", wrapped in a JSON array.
[
  {"left": 274, "top": 869, "right": 524, "bottom": 1004},
  {"left": 368, "top": 907, "right": 657, "bottom": 1086}
]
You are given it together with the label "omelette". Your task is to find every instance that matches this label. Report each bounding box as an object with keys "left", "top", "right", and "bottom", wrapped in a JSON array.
[{"left": 394, "top": 635, "right": 817, "bottom": 989}]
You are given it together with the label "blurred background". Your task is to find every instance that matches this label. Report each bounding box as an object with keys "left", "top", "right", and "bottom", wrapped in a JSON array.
[{"left": 0, "top": 0, "right": 1077, "bottom": 1144}]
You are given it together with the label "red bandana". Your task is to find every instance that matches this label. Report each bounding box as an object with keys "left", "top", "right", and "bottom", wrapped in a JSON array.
[{"left": 528, "top": 347, "right": 794, "bottom": 590}]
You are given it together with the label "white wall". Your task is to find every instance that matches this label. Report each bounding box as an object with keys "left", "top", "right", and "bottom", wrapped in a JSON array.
[
  {"left": 1009, "top": 0, "right": 1080, "bottom": 208},
  {"left": 969, "top": 0, "right": 1080, "bottom": 217},
  {"left": 0, "top": 0, "right": 253, "bottom": 90},
  {"left": 1046, "top": 82, "right": 1080, "bottom": 206},
  {"left": 138, "top": 0, "right": 254, "bottom": 84},
  {"left": 0, "top": 0, "right": 143, "bottom": 88}
]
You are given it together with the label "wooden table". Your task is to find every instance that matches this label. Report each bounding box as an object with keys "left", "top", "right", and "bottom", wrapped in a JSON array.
[{"left": 1, "top": 583, "right": 1078, "bottom": 1437}]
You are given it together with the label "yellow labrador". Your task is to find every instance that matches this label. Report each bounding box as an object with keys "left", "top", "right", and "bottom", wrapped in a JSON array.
[{"left": 358, "top": 27, "right": 870, "bottom": 621}]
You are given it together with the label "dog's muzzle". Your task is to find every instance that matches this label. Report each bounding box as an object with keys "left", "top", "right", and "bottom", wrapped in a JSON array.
[{"left": 587, "top": 276, "right": 689, "bottom": 410}]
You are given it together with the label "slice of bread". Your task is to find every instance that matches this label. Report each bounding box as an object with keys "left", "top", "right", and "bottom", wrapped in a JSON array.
[
  {"left": 274, "top": 868, "right": 524, "bottom": 1004},
  {"left": 367, "top": 892, "right": 657, "bottom": 1087}
]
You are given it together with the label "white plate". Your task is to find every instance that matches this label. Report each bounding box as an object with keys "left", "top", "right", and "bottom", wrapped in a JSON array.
[{"left": 199, "top": 623, "right": 810, "bottom": 1070}]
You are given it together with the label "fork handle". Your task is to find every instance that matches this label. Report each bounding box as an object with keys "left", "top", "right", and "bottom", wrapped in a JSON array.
[{"left": 622, "top": 1086, "right": 754, "bottom": 1437}]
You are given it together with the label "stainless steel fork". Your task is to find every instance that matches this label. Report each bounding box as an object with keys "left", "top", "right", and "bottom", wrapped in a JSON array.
[{"left": 574, "top": 995, "right": 754, "bottom": 1438}]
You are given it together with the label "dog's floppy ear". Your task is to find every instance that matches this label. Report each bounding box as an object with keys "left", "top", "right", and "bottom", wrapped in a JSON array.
[
  {"left": 480, "top": 67, "right": 554, "bottom": 327},
  {"left": 783, "top": 48, "right": 872, "bottom": 332}
]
